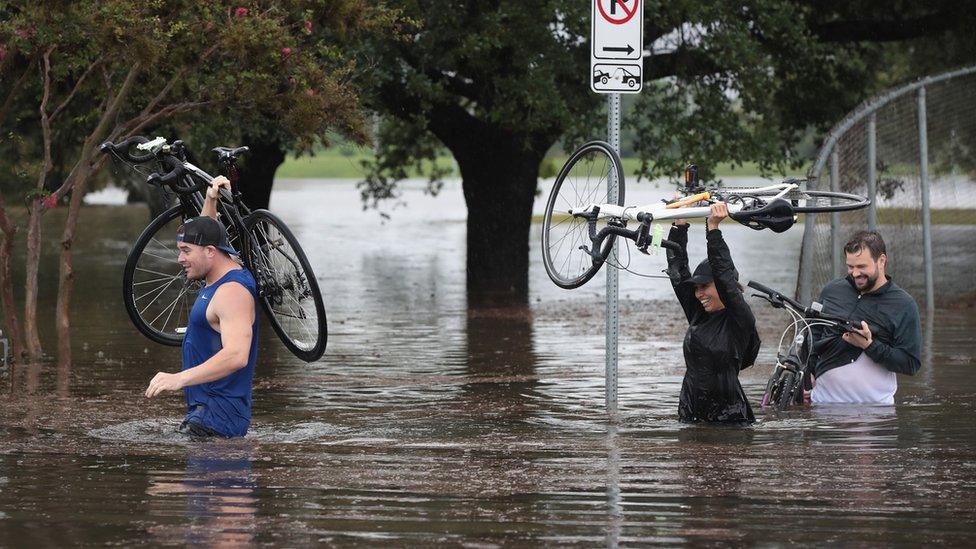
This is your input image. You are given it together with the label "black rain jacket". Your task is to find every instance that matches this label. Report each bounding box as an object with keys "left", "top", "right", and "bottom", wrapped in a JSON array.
[
  {"left": 666, "top": 225, "right": 760, "bottom": 424},
  {"left": 810, "top": 275, "right": 922, "bottom": 378}
]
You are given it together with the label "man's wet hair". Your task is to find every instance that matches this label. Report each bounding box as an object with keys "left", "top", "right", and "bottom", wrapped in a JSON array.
[{"left": 844, "top": 230, "right": 886, "bottom": 261}]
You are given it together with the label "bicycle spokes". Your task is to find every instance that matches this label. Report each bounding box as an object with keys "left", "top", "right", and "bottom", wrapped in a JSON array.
[
  {"left": 542, "top": 141, "right": 625, "bottom": 289},
  {"left": 248, "top": 219, "right": 320, "bottom": 351},
  {"left": 127, "top": 213, "right": 200, "bottom": 341}
]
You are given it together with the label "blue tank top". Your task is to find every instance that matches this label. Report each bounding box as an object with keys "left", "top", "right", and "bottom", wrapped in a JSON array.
[{"left": 181, "top": 268, "right": 259, "bottom": 437}]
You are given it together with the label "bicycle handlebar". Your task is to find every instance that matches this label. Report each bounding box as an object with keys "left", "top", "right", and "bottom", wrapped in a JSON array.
[
  {"left": 99, "top": 136, "right": 155, "bottom": 164},
  {"left": 747, "top": 280, "right": 861, "bottom": 331},
  {"left": 101, "top": 135, "right": 221, "bottom": 195},
  {"left": 145, "top": 154, "right": 195, "bottom": 192},
  {"left": 746, "top": 280, "right": 805, "bottom": 311}
]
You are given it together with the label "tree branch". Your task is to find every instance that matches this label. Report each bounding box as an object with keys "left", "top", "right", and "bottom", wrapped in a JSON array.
[
  {"left": 140, "top": 42, "right": 220, "bottom": 117},
  {"left": 36, "top": 47, "right": 55, "bottom": 195},
  {"left": 52, "top": 62, "right": 142, "bottom": 199},
  {"left": 123, "top": 100, "right": 215, "bottom": 139},
  {"left": 50, "top": 56, "right": 104, "bottom": 122}
]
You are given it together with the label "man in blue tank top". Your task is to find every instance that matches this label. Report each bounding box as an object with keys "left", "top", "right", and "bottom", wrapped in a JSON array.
[{"left": 145, "top": 177, "right": 259, "bottom": 437}]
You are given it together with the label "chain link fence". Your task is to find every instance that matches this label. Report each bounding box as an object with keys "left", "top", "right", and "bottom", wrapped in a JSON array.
[{"left": 797, "top": 66, "right": 976, "bottom": 310}]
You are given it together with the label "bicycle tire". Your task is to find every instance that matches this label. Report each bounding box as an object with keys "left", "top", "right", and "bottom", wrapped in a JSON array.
[
  {"left": 760, "top": 370, "right": 779, "bottom": 408},
  {"left": 243, "top": 210, "right": 327, "bottom": 362},
  {"left": 775, "top": 370, "right": 797, "bottom": 410},
  {"left": 122, "top": 205, "right": 199, "bottom": 346},
  {"left": 542, "top": 140, "right": 625, "bottom": 289},
  {"left": 785, "top": 190, "right": 870, "bottom": 213}
]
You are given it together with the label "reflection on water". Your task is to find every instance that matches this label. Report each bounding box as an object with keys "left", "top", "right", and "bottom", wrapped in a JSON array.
[
  {"left": 146, "top": 445, "right": 256, "bottom": 546},
  {"left": 1, "top": 180, "right": 975, "bottom": 545}
]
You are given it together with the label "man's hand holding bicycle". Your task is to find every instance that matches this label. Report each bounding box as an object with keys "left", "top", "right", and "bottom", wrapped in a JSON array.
[
  {"left": 201, "top": 176, "right": 231, "bottom": 219},
  {"left": 207, "top": 176, "right": 231, "bottom": 200}
]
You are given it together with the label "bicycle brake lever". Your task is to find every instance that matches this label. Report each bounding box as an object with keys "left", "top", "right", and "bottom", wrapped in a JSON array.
[
  {"left": 751, "top": 293, "right": 783, "bottom": 308},
  {"left": 578, "top": 244, "right": 604, "bottom": 261},
  {"left": 635, "top": 222, "right": 651, "bottom": 254}
]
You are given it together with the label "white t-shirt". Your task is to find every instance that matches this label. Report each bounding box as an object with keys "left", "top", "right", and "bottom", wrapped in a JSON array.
[{"left": 811, "top": 351, "right": 897, "bottom": 404}]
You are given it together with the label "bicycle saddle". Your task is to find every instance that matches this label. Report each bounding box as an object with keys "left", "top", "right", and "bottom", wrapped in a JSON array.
[
  {"left": 730, "top": 198, "right": 796, "bottom": 233},
  {"left": 212, "top": 146, "right": 250, "bottom": 160}
]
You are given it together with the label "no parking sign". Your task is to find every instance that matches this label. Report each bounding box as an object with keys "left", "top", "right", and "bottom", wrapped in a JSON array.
[{"left": 591, "top": 0, "right": 643, "bottom": 94}]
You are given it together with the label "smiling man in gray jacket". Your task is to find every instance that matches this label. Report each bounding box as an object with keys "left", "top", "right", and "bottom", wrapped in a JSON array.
[{"left": 809, "top": 231, "right": 922, "bottom": 404}]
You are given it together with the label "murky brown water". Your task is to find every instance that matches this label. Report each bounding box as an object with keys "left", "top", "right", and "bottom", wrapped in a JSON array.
[{"left": 2, "top": 180, "right": 975, "bottom": 546}]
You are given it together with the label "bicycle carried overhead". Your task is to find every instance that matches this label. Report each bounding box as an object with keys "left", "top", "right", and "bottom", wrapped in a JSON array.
[
  {"left": 100, "top": 135, "right": 327, "bottom": 362},
  {"left": 541, "top": 140, "right": 870, "bottom": 289}
]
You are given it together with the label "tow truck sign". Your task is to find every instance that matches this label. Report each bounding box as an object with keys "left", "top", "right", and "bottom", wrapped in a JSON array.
[{"left": 591, "top": 0, "right": 643, "bottom": 94}]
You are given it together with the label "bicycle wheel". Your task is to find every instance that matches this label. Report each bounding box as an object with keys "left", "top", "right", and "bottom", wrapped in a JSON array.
[
  {"left": 784, "top": 190, "right": 870, "bottom": 213},
  {"left": 542, "top": 140, "right": 625, "bottom": 289},
  {"left": 775, "top": 370, "right": 797, "bottom": 410},
  {"left": 122, "top": 205, "right": 200, "bottom": 346},
  {"left": 243, "top": 210, "right": 327, "bottom": 362},
  {"left": 760, "top": 370, "right": 779, "bottom": 408}
]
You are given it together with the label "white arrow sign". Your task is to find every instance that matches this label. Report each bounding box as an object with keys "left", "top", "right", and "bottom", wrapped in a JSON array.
[{"left": 591, "top": 0, "right": 643, "bottom": 94}]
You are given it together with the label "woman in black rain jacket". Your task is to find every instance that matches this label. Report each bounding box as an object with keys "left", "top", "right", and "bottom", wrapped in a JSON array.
[{"left": 665, "top": 203, "right": 760, "bottom": 424}]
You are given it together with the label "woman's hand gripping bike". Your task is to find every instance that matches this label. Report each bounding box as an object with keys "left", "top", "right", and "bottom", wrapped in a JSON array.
[
  {"left": 745, "top": 280, "right": 862, "bottom": 410},
  {"left": 541, "top": 141, "right": 870, "bottom": 289},
  {"left": 100, "top": 136, "right": 327, "bottom": 362}
]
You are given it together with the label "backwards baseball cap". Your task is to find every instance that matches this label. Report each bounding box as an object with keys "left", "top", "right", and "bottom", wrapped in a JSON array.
[
  {"left": 681, "top": 259, "right": 739, "bottom": 286},
  {"left": 176, "top": 216, "right": 238, "bottom": 256}
]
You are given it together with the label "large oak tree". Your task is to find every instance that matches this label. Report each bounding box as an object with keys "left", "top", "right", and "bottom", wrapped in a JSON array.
[{"left": 355, "top": 0, "right": 972, "bottom": 305}]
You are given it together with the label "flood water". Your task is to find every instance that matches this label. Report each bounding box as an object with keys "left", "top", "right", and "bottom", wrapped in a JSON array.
[{"left": 2, "top": 178, "right": 975, "bottom": 546}]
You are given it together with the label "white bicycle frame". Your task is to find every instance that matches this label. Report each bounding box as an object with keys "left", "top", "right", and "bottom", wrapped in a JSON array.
[{"left": 567, "top": 182, "right": 800, "bottom": 223}]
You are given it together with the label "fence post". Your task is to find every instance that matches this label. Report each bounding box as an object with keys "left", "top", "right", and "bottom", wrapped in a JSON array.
[
  {"left": 605, "top": 93, "right": 620, "bottom": 418},
  {"left": 918, "top": 87, "right": 935, "bottom": 312},
  {"left": 867, "top": 113, "right": 878, "bottom": 230},
  {"left": 830, "top": 150, "right": 842, "bottom": 278},
  {"left": 796, "top": 178, "right": 821, "bottom": 303}
]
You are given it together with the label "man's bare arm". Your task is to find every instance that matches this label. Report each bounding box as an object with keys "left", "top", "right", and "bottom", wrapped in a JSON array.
[
  {"left": 200, "top": 175, "right": 231, "bottom": 219},
  {"left": 145, "top": 283, "right": 254, "bottom": 398}
]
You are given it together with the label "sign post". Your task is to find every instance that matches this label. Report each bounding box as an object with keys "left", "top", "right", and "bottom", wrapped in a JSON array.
[{"left": 591, "top": 0, "right": 643, "bottom": 418}]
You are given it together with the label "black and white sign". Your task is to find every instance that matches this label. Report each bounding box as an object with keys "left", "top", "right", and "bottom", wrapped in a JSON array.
[{"left": 591, "top": 0, "right": 643, "bottom": 94}]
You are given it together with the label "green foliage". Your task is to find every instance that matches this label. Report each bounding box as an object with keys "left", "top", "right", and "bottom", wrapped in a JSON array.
[
  {"left": 0, "top": 0, "right": 396, "bottom": 198},
  {"left": 358, "top": 0, "right": 941, "bottom": 197},
  {"left": 359, "top": 114, "right": 451, "bottom": 208}
]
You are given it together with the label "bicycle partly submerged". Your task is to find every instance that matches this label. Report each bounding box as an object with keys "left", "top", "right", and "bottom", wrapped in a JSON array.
[
  {"left": 541, "top": 141, "right": 870, "bottom": 289},
  {"left": 101, "top": 136, "right": 327, "bottom": 362},
  {"left": 746, "top": 280, "right": 862, "bottom": 410}
]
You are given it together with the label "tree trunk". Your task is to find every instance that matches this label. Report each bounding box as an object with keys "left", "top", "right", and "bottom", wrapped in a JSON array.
[
  {"left": 23, "top": 202, "right": 44, "bottom": 360},
  {"left": 454, "top": 142, "right": 542, "bottom": 307},
  {"left": 56, "top": 180, "right": 88, "bottom": 369},
  {"left": 424, "top": 104, "right": 550, "bottom": 307},
  {"left": 0, "top": 199, "right": 25, "bottom": 362},
  {"left": 237, "top": 136, "right": 287, "bottom": 210}
]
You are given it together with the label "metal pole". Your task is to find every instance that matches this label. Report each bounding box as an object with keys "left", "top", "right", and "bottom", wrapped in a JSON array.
[
  {"left": 918, "top": 87, "right": 935, "bottom": 313},
  {"left": 830, "top": 150, "right": 842, "bottom": 279},
  {"left": 606, "top": 93, "right": 620, "bottom": 418},
  {"left": 867, "top": 113, "right": 878, "bottom": 231},
  {"left": 605, "top": 424, "right": 621, "bottom": 548},
  {"left": 798, "top": 210, "right": 816, "bottom": 304}
]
